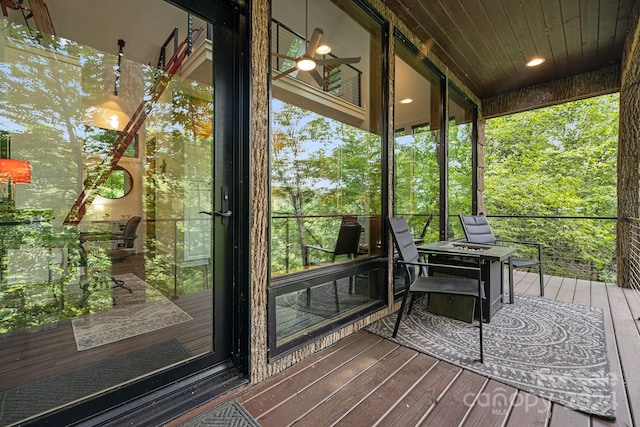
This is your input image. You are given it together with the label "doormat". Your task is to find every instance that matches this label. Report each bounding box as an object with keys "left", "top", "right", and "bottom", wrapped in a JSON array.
[
  {"left": 71, "top": 273, "right": 193, "bottom": 350},
  {"left": 366, "top": 294, "right": 616, "bottom": 419},
  {"left": 0, "top": 339, "right": 191, "bottom": 426},
  {"left": 179, "top": 400, "right": 260, "bottom": 427}
]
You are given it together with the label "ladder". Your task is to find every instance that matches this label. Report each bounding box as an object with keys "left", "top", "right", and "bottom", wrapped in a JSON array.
[
  {"left": 22, "top": 0, "right": 55, "bottom": 40},
  {"left": 2, "top": 0, "right": 56, "bottom": 43},
  {"left": 63, "top": 27, "right": 204, "bottom": 225},
  {"left": 1, "top": 0, "right": 20, "bottom": 18}
]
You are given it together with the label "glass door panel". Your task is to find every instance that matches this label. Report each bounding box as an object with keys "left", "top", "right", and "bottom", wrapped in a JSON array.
[{"left": 0, "top": 1, "right": 234, "bottom": 423}]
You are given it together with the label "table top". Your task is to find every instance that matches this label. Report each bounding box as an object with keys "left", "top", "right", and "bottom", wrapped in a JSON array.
[{"left": 418, "top": 241, "right": 517, "bottom": 262}]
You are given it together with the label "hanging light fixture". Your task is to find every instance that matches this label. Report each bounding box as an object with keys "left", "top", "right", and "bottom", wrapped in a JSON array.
[
  {"left": 83, "top": 39, "right": 130, "bottom": 131},
  {"left": 295, "top": 0, "right": 317, "bottom": 71}
]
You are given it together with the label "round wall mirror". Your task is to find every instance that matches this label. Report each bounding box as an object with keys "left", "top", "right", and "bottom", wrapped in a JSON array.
[{"left": 98, "top": 166, "right": 133, "bottom": 199}]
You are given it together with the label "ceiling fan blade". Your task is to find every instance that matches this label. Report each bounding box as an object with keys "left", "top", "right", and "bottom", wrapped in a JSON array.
[
  {"left": 307, "top": 68, "right": 325, "bottom": 86},
  {"left": 306, "top": 28, "right": 324, "bottom": 57},
  {"left": 317, "top": 57, "right": 362, "bottom": 66},
  {"left": 272, "top": 52, "right": 298, "bottom": 61},
  {"left": 273, "top": 66, "right": 297, "bottom": 80}
]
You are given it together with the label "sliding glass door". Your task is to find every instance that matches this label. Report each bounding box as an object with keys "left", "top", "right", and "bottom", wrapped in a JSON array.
[{"left": 0, "top": 0, "right": 242, "bottom": 423}]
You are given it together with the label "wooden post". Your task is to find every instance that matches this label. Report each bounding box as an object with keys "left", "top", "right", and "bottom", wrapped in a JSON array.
[{"left": 618, "top": 3, "right": 640, "bottom": 288}]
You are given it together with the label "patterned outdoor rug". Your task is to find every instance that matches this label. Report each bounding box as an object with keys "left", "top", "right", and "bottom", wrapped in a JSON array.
[
  {"left": 366, "top": 294, "right": 616, "bottom": 419},
  {"left": 179, "top": 400, "right": 260, "bottom": 427},
  {"left": 0, "top": 340, "right": 191, "bottom": 426},
  {"left": 72, "top": 273, "right": 193, "bottom": 350}
]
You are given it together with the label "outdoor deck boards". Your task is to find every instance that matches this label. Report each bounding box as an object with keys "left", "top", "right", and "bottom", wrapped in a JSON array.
[
  {"left": 2, "top": 271, "right": 638, "bottom": 426},
  {"left": 225, "top": 272, "right": 640, "bottom": 427}
]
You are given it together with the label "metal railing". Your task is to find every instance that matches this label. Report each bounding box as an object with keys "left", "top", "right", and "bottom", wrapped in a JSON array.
[
  {"left": 628, "top": 218, "right": 640, "bottom": 295},
  {"left": 271, "top": 19, "right": 362, "bottom": 107},
  {"left": 272, "top": 213, "right": 619, "bottom": 282},
  {"left": 271, "top": 213, "right": 379, "bottom": 274},
  {"left": 484, "top": 215, "right": 617, "bottom": 283}
]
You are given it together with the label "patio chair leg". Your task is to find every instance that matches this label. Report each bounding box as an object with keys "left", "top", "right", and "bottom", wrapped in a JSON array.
[
  {"left": 539, "top": 266, "right": 544, "bottom": 297},
  {"left": 508, "top": 257, "right": 514, "bottom": 304},
  {"left": 392, "top": 288, "right": 411, "bottom": 338},
  {"left": 478, "top": 295, "right": 484, "bottom": 363},
  {"left": 407, "top": 293, "right": 417, "bottom": 315}
]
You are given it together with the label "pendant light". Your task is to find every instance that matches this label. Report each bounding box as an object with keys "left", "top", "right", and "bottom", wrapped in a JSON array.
[
  {"left": 83, "top": 39, "right": 130, "bottom": 131},
  {"left": 295, "top": 0, "right": 317, "bottom": 72}
]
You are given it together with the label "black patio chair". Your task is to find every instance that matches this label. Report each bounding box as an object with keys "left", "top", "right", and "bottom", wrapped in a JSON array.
[
  {"left": 303, "top": 220, "right": 362, "bottom": 310},
  {"left": 303, "top": 220, "right": 362, "bottom": 266},
  {"left": 459, "top": 214, "right": 543, "bottom": 302},
  {"left": 388, "top": 216, "right": 486, "bottom": 362}
]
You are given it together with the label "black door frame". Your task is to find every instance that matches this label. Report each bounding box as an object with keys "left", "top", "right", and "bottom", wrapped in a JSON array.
[{"left": 31, "top": 1, "right": 251, "bottom": 425}]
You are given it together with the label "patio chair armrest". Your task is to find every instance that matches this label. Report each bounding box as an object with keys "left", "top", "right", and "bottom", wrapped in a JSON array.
[
  {"left": 304, "top": 245, "right": 333, "bottom": 254},
  {"left": 496, "top": 239, "right": 542, "bottom": 260},
  {"left": 496, "top": 238, "right": 541, "bottom": 249},
  {"left": 397, "top": 257, "right": 482, "bottom": 273}
]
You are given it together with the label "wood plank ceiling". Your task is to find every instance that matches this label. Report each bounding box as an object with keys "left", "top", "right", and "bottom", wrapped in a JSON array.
[{"left": 381, "top": 0, "right": 635, "bottom": 99}]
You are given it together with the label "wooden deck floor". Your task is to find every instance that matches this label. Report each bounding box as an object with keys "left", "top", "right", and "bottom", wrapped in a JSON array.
[{"left": 173, "top": 271, "right": 640, "bottom": 427}]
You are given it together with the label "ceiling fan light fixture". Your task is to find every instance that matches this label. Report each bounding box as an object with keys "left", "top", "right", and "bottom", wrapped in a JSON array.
[
  {"left": 296, "top": 57, "right": 317, "bottom": 71},
  {"left": 316, "top": 44, "right": 331, "bottom": 55},
  {"left": 526, "top": 57, "right": 545, "bottom": 67}
]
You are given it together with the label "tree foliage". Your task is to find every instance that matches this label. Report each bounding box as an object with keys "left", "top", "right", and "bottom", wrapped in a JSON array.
[
  {"left": 271, "top": 101, "right": 381, "bottom": 273},
  {"left": 484, "top": 94, "right": 618, "bottom": 280}
]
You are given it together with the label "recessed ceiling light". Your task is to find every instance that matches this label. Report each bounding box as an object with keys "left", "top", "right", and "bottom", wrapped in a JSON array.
[
  {"left": 316, "top": 44, "right": 331, "bottom": 55},
  {"left": 526, "top": 57, "right": 545, "bottom": 67},
  {"left": 399, "top": 98, "right": 413, "bottom": 104}
]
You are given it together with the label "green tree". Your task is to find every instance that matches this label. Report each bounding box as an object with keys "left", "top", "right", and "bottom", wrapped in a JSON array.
[{"left": 484, "top": 94, "right": 618, "bottom": 280}]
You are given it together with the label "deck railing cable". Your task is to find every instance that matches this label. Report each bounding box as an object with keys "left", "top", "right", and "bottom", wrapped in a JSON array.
[
  {"left": 272, "top": 213, "right": 618, "bottom": 281},
  {"left": 627, "top": 218, "right": 640, "bottom": 318}
]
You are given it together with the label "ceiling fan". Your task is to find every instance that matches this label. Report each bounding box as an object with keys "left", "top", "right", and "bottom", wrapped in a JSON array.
[{"left": 272, "top": 27, "right": 361, "bottom": 86}]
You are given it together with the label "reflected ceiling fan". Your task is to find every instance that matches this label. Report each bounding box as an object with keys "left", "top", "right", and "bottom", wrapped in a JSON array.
[{"left": 272, "top": 27, "right": 361, "bottom": 86}]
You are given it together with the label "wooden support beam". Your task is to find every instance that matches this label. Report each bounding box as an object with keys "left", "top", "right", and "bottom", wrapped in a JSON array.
[
  {"left": 617, "top": 1, "right": 640, "bottom": 288},
  {"left": 28, "top": 0, "right": 56, "bottom": 38},
  {"left": 481, "top": 65, "right": 620, "bottom": 119}
]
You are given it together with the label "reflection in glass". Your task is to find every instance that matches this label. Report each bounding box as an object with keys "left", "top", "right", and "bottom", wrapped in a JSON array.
[
  {"left": 0, "top": 1, "right": 214, "bottom": 422},
  {"left": 97, "top": 166, "right": 132, "bottom": 199},
  {"left": 275, "top": 269, "right": 382, "bottom": 345},
  {"left": 448, "top": 84, "right": 476, "bottom": 238},
  {"left": 393, "top": 40, "right": 442, "bottom": 244},
  {"left": 84, "top": 126, "right": 138, "bottom": 158},
  {"left": 269, "top": 0, "right": 384, "bottom": 349}
]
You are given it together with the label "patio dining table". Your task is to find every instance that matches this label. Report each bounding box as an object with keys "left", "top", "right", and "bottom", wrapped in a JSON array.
[{"left": 417, "top": 241, "right": 517, "bottom": 322}]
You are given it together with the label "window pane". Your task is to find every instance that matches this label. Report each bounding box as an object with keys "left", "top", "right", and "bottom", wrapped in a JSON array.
[
  {"left": 448, "top": 85, "right": 475, "bottom": 238},
  {"left": 0, "top": 2, "right": 214, "bottom": 421},
  {"left": 270, "top": 0, "right": 383, "bottom": 346},
  {"left": 393, "top": 41, "right": 442, "bottom": 244}
]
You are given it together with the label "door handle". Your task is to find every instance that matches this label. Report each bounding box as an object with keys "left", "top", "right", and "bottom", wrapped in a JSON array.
[{"left": 199, "top": 210, "right": 232, "bottom": 217}]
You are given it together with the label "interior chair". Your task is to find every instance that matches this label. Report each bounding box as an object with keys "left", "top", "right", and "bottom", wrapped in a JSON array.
[
  {"left": 388, "top": 216, "right": 486, "bottom": 362},
  {"left": 303, "top": 220, "right": 362, "bottom": 311},
  {"left": 458, "top": 214, "right": 543, "bottom": 302},
  {"left": 111, "top": 216, "right": 142, "bottom": 249},
  {"left": 79, "top": 216, "right": 142, "bottom": 297}
]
